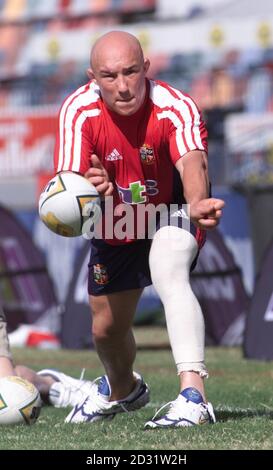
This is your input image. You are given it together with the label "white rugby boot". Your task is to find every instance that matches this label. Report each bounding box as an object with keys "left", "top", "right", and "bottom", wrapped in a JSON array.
[
  {"left": 65, "top": 371, "right": 150, "bottom": 423},
  {"left": 145, "top": 387, "right": 216, "bottom": 428}
]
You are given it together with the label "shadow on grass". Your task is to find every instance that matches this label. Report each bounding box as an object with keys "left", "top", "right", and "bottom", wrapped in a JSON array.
[{"left": 216, "top": 407, "right": 273, "bottom": 421}]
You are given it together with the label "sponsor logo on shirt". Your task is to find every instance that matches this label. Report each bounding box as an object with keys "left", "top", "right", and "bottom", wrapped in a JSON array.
[
  {"left": 139, "top": 144, "right": 155, "bottom": 164},
  {"left": 115, "top": 179, "right": 159, "bottom": 204},
  {"left": 116, "top": 180, "right": 147, "bottom": 204},
  {"left": 105, "top": 148, "right": 123, "bottom": 161}
]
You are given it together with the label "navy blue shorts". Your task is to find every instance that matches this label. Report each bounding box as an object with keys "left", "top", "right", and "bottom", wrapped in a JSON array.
[{"left": 88, "top": 209, "right": 205, "bottom": 296}]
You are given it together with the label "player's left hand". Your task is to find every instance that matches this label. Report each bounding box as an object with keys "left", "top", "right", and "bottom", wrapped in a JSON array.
[{"left": 190, "top": 198, "right": 225, "bottom": 229}]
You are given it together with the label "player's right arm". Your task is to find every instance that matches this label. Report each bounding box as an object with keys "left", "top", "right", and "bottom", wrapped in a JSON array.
[
  {"left": 54, "top": 89, "right": 112, "bottom": 196},
  {"left": 54, "top": 83, "right": 100, "bottom": 176},
  {"left": 175, "top": 151, "right": 224, "bottom": 229}
]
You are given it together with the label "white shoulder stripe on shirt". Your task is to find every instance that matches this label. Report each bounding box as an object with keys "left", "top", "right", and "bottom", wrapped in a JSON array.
[
  {"left": 70, "top": 109, "right": 101, "bottom": 172},
  {"left": 58, "top": 83, "right": 88, "bottom": 172},
  {"left": 157, "top": 110, "right": 188, "bottom": 156},
  {"left": 150, "top": 80, "right": 204, "bottom": 154},
  {"left": 169, "top": 85, "right": 204, "bottom": 150},
  {"left": 57, "top": 82, "right": 100, "bottom": 172}
]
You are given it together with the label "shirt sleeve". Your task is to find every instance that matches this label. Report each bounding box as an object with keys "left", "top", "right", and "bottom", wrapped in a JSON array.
[
  {"left": 168, "top": 97, "right": 208, "bottom": 165},
  {"left": 54, "top": 105, "right": 93, "bottom": 175}
]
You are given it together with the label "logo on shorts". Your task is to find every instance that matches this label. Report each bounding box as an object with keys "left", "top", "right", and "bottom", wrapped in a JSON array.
[
  {"left": 139, "top": 144, "right": 155, "bottom": 165},
  {"left": 93, "top": 264, "right": 109, "bottom": 285}
]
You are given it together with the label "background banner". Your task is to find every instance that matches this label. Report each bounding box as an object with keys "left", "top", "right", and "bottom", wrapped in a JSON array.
[
  {"left": 244, "top": 237, "right": 273, "bottom": 359},
  {"left": 0, "top": 206, "right": 58, "bottom": 333},
  {"left": 0, "top": 108, "right": 57, "bottom": 177}
]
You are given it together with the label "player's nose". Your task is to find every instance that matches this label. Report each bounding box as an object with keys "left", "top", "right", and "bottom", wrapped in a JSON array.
[{"left": 117, "top": 74, "right": 129, "bottom": 93}]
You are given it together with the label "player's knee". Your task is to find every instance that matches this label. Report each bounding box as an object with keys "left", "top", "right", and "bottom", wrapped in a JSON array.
[
  {"left": 92, "top": 321, "right": 116, "bottom": 341},
  {"left": 91, "top": 311, "right": 125, "bottom": 342},
  {"left": 149, "top": 227, "right": 198, "bottom": 291},
  {"left": 92, "top": 325, "right": 127, "bottom": 344},
  {"left": 150, "top": 250, "right": 190, "bottom": 292}
]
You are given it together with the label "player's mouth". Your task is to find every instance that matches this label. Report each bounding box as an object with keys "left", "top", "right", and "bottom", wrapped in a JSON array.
[{"left": 117, "top": 97, "right": 134, "bottom": 103}]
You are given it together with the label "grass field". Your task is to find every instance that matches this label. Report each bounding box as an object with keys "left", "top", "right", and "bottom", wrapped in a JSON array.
[{"left": 2, "top": 328, "right": 273, "bottom": 451}]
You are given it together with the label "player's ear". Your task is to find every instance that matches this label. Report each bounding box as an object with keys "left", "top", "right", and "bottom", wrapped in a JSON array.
[
  {"left": 87, "top": 68, "right": 95, "bottom": 81},
  {"left": 144, "top": 58, "right": 150, "bottom": 74}
]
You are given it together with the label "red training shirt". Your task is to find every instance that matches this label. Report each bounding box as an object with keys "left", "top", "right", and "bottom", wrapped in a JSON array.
[{"left": 54, "top": 78, "right": 208, "bottom": 244}]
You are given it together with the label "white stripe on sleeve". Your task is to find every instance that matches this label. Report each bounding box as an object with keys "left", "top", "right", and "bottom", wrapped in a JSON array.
[
  {"left": 157, "top": 110, "right": 187, "bottom": 155},
  {"left": 170, "top": 86, "right": 204, "bottom": 150},
  {"left": 71, "top": 109, "right": 101, "bottom": 172},
  {"left": 58, "top": 83, "right": 100, "bottom": 172},
  {"left": 57, "top": 84, "right": 88, "bottom": 173},
  {"left": 151, "top": 81, "right": 204, "bottom": 154}
]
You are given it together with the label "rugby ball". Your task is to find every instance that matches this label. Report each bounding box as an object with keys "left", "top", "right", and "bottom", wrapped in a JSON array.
[
  {"left": 0, "top": 376, "right": 41, "bottom": 425},
  {"left": 39, "top": 172, "right": 101, "bottom": 237}
]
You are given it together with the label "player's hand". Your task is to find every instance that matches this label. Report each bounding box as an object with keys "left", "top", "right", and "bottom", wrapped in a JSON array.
[
  {"left": 190, "top": 198, "right": 225, "bottom": 229},
  {"left": 85, "top": 154, "right": 113, "bottom": 197}
]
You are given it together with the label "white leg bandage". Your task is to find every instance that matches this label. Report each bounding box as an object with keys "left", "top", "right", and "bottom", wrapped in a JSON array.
[{"left": 149, "top": 226, "right": 208, "bottom": 377}]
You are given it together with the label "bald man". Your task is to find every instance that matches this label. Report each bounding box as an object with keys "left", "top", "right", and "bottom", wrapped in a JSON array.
[{"left": 55, "top": 31, "right": 224, "bottom": 427}]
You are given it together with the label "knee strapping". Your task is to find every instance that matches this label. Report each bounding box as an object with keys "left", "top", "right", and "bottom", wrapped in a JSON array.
[{"left": 149, "top": 226, "right": 206, "bottom": 372}]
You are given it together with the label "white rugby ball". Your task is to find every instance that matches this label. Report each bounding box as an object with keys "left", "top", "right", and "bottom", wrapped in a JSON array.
[
  {"left": 39, "top": 171, "right": 101, "bottom": 237},
  {"left": 0, "top": 376, "right": 41, "bottom": 425}
]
